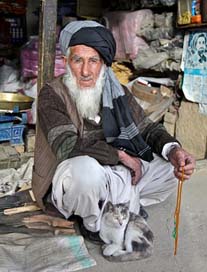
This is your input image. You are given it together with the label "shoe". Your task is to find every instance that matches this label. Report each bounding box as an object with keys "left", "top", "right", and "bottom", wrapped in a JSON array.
[
  {"left": 77, "top": 217, "right": 104, "bottom": 245},
  {"left": 139, "top": 206, "right": 149, "bottom": 220}
]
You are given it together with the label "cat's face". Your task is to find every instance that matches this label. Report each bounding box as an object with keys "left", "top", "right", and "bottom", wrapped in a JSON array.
[{"left": 104, "top": 201, "right": 130, "bottom": 227}]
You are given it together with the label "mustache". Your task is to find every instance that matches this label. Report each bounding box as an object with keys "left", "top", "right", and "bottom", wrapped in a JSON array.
[{"left": 79, "top": 76, "right": 93, "bottom": 81}]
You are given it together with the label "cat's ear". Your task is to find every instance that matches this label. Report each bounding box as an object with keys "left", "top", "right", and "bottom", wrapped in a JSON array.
[
  {"left": 107, "top": 201, "right": 113, "bottom": 211},
  {"left": 105, "top": 201, "right": 113, "bottom": 212}
]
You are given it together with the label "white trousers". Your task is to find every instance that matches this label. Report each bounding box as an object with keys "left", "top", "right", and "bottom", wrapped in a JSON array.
[{"left": 51, "top": 155, "right": 177, "bottom": 232}]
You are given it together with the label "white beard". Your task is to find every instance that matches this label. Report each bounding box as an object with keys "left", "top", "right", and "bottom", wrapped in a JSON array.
[{"left": 63, "top": 64, "right": 105, "bottom": 119}]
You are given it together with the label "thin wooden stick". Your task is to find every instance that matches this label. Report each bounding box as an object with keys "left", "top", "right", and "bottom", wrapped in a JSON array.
[
  {"left": 22, "top": 214, "right": 74, "bottom": 228},
  {"left": 4, "top": 204, "right": 41, "bottom": 215},
  {"left": 173, "top": 167, "right": 184, "bottom": 255}
]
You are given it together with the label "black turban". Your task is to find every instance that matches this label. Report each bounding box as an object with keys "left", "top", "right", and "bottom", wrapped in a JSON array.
[{"left": 69, "top": 26, "right": 116, "bottom": 66}]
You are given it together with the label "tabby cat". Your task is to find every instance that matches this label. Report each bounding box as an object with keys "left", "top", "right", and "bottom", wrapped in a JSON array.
[{"left": 99, "top": 201, "right": 154, "bottom": 262}]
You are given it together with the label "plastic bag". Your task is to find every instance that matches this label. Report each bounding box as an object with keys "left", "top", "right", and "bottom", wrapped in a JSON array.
[
  {"left": 20, "top": 36, "right": 65, "bottom": 78},
  {"left": 0, "top": 64, "right": 22, "bottom": 92},
  {"left": 103, "top": 10, "right": 150, "bottom": 60}
]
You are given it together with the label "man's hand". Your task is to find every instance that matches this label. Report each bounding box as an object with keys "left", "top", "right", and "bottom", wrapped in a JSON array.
[
  {"left": 168, "top": 146, "right": 196, "bottom": 180},
  {"left": 118, "top": 150, "right": 142, "bottom": 185}
]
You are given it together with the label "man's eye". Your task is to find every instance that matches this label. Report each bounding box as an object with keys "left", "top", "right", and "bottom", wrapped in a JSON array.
[
  {"left": 74, "top": 58, "right": 82, "bottom": 63},
  {"left": 90, "top": 58, "right": 99, "bottom": 64},
  {"left": 71, "top": 57, "right": 82, "bottom": 63}
]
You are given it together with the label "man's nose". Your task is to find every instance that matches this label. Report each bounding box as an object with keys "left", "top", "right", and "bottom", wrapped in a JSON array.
[{"left": 81, "top": 61, "right": 90, "bottom": 77}]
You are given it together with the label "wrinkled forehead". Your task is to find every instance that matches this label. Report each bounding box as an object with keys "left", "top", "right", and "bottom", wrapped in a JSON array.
[{"left": 69, "top": 44, "right": 101, "bottom": 58}]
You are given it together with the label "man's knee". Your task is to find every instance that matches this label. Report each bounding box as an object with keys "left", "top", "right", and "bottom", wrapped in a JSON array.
[
  {"left": 138, "top": 155, "right": 177, "bottom": 203},
  {"left": 52, "top": 155, "right": 108, "bottom": 218},
  {"left": 69, "top": 156, "right": 106, "bottom": 189}
]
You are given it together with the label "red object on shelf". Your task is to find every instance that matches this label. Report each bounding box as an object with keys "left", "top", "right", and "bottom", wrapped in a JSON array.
[{"left": 191, "top": 14, "right": 202, "bottom": 23}]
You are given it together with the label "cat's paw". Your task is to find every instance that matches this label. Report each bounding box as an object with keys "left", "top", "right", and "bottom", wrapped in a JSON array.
[
  {"left": 112, "top": 249, "right": 127, "bottom": 256},
  {"left": 102, "top": 245, "right": 113, "bottom": 256},
  {"left": 101, "top": 244, "right": 108, "bottom": 251},
  {"left": 102, "top": 244, "right": 123, "bottom": 256}
]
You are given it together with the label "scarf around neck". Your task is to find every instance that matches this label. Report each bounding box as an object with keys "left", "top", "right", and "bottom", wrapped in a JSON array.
[{"left": 102, "top": 67, "right": 153, "bottom": 162}]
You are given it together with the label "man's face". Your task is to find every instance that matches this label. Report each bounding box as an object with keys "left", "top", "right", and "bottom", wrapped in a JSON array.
[
  {"left": 67, "top": 45, "right": 103, "bottom": 89},
  {"left": 196, "top": 36, "right": 206, "bottom": 52}
]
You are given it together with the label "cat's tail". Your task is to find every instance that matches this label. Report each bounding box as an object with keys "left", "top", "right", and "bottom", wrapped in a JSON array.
[
  {"left": 104, "top": 247, "right": 153, "bottom": 262},
  {"left": 104, "top": 233, "right": 153, "bottom": 262}
]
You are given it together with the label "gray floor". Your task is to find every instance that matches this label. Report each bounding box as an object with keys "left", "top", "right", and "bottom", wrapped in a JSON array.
[{"left": 83, "top": 161, "right": 207, "bottom": 272}]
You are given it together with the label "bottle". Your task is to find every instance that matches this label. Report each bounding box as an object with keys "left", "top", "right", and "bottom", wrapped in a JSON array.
[
  {"left": 191, "top": 0, "right": 202, "bottom": 23},
  {"left": 201, "top": 0, "right": 207, "bottom": 22},
  {"left": 177, "top": 0, "right": 191, "bottom": 25}
]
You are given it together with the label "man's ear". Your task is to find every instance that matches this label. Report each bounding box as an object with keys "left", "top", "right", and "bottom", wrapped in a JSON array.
[{"left": 62, "top": 56, "right": 67, "bottom": 66}]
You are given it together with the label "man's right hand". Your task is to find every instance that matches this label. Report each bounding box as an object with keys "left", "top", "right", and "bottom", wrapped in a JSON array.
[{"left": 118, "top": 150, "right": 142, "bottom": 185}]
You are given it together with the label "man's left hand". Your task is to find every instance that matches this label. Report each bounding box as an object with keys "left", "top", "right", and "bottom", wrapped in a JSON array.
[{"left": 168, "top": 147, "right": 196, "bottom": 180}]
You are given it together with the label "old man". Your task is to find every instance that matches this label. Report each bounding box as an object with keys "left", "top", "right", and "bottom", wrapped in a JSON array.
[{"left": 32, "top": 20, "right": 195, "bottom": 242}]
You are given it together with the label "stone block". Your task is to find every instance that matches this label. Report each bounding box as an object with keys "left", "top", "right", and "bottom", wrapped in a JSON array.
[
  {"left": 176, "top": 101, "right": 207, "bottom": 160},
  {"left": 0, "top": 145, "right": 19, "bottom": 162},
  {"left": 164, "top": 122, "right": 175, "bottom": 136},
  {"left": 2, "top": 145, "right": 18, "bottom": 157},
  {"left": 0, "top": 146, "right": 8, "bottom": 162},
  {"left": 164, "top": 111, "right": 177, "bottom": 124},
  {"left": 0, "top": 144, "right": 23, "bottom": 169}
]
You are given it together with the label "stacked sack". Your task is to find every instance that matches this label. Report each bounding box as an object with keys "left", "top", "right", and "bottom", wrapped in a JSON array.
[{"left": 133, "top": 11, "right": 183, "bottom": 72}]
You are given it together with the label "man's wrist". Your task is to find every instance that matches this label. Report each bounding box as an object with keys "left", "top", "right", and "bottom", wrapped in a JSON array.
[
  {"left": 162, "top": 142, "right": 180, "bottom": 161},
  {"left": 117, "top": 150, "right": 126, "bottom": 162}
]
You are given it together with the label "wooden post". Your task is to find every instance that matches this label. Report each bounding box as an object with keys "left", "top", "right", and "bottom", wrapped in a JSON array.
[{"left": 37, "top": 0, "right": 57, "bottom": 93}]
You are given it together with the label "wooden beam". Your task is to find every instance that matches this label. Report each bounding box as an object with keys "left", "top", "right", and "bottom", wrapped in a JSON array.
[{"left": 37, "top": 0, "right": 57, "bottom": 93}]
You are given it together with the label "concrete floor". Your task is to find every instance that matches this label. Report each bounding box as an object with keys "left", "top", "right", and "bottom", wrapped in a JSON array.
[{"left": 83, "top": 161, "right": 207, "bottom": 272}]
